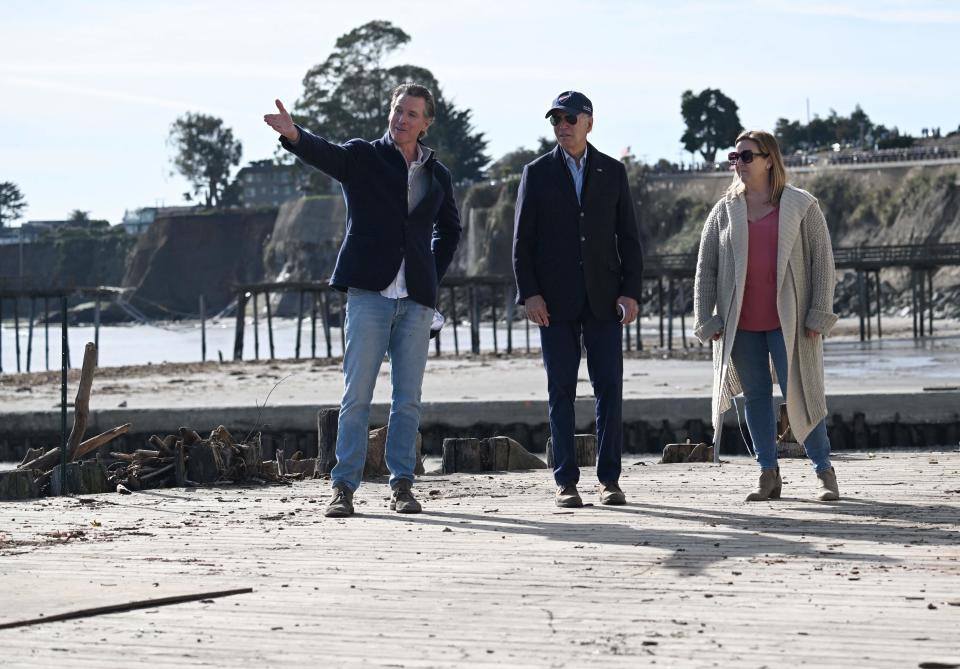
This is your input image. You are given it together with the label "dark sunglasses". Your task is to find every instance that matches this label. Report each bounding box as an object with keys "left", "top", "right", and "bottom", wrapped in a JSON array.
[
  {"left": 549, "top": 113, "right": 579, "bottom": 126},
  {"left": 728, "top": 149, "right": 769, "bottom": 164}
]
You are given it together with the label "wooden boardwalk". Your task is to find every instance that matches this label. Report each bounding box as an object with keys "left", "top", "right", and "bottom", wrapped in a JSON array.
[{"left": 1, "top": 451, "right": 958, "bottom": 668}]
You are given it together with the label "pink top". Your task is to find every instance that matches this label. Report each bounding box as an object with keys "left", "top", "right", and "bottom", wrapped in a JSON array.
[{"left": 738, "top": 207, "right": 781, "bottom": 331}]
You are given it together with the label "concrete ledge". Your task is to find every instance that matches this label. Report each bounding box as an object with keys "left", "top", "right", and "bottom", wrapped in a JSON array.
[{"left": 1, "top": 390, "right": 957, "bottom": 435}]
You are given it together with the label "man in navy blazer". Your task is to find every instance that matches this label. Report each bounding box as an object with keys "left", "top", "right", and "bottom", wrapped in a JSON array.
[
  {"left": 513, "top": 91, "right": 643, "bottom": 508},
  {"left": 264, "top": 84, "right": 461, "bottom": 518}
]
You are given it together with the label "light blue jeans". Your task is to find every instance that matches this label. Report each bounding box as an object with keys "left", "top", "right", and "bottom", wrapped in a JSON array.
[
  {"left": 730, "top": 328, "right": 832, "bottom": 473},
  {"left": 331, "top": 288, "right": 433, "bottom": 491}
]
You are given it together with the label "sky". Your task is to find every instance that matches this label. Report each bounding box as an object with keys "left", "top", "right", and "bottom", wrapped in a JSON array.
[{"left": 1, "top": 0, "right": 958, "bottom": 223}]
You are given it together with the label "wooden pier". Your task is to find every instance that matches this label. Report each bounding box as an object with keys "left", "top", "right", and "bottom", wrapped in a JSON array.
[
  {"left": 229, "top": 242, "right": 960, "bottom": 361},
  {"left": 0, "top": 451, "right": 957, "bottom": 667}
]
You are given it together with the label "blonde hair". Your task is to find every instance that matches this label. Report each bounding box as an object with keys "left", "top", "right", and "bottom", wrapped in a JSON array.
[{"left": 727, "top": 129, "right": 787, "bottom": 204}]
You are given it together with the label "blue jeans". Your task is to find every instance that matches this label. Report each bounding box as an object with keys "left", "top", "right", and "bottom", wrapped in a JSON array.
[
  {"left": 730, "top": 328, "right": 832, "bottom": 473},
  {"left": 331, "top": 288, "right": 433, "bottom": 491}
]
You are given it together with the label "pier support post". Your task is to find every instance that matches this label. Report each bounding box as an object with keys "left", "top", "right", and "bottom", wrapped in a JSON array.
[
  {"left": 232, "top": 291, "right": 247, "bottom": 361},
  {"left": 657, "top": 277, "right": 665, "bottom": 348}
]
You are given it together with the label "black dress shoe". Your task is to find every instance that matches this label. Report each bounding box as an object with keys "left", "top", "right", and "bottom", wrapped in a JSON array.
[
  {"left": 555, "top": 483, "right": 583, "bottom": 508},
  {"left": 600, "top": 481, "right": 626, "bottom": 505}
]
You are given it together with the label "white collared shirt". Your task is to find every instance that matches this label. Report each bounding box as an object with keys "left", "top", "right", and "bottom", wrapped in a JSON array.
[{"left": 381, "top": 142, "right": 429, "bottom": 299}]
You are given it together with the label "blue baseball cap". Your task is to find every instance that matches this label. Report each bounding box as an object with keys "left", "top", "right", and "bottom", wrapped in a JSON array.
[{"left": 545, "top": 91, "right": 593, "bottom": 118}]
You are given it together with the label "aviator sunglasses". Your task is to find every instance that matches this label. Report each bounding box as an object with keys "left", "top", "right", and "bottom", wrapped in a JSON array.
[
  {"left": 549, "top": 113, "right": 579, "bottom": 126},
  {"left": 728, "top": 149, "right": 769, "bottom": 164}
]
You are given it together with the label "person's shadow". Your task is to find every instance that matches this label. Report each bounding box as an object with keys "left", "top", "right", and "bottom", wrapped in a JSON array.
[{"left": 365, "top": 494, "right": 957, "bottom": 574}]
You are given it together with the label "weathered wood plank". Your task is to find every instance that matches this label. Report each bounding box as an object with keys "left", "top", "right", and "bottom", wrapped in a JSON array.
[{"left": 0, "top": 452, "right": 956, "bottom": 668}]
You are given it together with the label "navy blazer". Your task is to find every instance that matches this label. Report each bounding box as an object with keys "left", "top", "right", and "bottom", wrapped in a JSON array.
[
  {"left": 513, "top": 144, "right": 644, "bottom": 322},
  {"left": 280, "top": 128, "right": 461, "bottom": 309}
]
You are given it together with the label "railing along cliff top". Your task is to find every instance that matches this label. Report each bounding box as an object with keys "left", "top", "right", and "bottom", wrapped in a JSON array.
[{"left": 645, "top": 242, "right": 960, "bottom": 277}]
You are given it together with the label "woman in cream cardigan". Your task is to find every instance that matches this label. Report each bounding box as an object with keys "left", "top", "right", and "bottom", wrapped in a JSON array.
[{"left": 693, "top": 129, "right": 840, "bottom": 501}]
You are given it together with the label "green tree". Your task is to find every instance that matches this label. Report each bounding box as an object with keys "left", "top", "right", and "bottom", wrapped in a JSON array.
[
  {"left": 293, "top": 20, "right": 488, "bottom": 186},
  {"left": 66, "top": 210, "right": 109, "bottom": 228},
  {"left": 68, "top": 209, "right": 91, "bottom": 224},
  {"left": 680, "top": 88, "right": 743, "bottom": 164},
  {"left": 487, "top": 147, "right": 538, "bottom": 179},
  {"left": 486, "top": 138, "right": 556, "bottom": 179},
  {"left": 168, "top": 112, "right": 243, "bottom": 207},
  {"left": 776, "top": 105, "right": 881, "bottom": 153},
  {"left": 0, "top": 181, "right": 27, "bottom": 227}
]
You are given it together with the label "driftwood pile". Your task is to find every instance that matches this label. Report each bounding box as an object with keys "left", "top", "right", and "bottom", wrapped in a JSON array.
[
  {"left": 108, "top": 425, "right": 315, "bottom": 491},
  {"left": 0, "top": 342, "right": 135, "bottom": 499},
  {"left": 0, "top": 342, "right": 314, "bottom": 501}
]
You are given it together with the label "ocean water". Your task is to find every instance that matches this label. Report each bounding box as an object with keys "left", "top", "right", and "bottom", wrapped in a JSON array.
[
  {"left": 2, "top": 316, "right": 959, "bottom": 375},
  {"left": 0, "top": 318, "right": 546, "bottom": 371}
]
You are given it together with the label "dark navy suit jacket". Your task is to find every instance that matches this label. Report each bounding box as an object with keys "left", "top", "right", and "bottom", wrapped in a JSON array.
[
  {"left": 281, "top": 128, "right": 461, "bottom": 309},
  {"left": 513, "top": 144, "right": 644, "bottom": 321}
]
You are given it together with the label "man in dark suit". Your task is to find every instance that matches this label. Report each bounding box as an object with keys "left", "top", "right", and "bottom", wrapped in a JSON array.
[
  {"left": 264, "top": 84, "right": 461, "bottom": 518},
  {"left": 513, "top": 91, "right": 644, "bottom": 508}
]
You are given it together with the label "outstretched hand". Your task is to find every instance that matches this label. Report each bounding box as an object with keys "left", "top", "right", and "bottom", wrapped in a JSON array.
[{"left": 263, "top": 99, "right": 299, "bottom": 142}]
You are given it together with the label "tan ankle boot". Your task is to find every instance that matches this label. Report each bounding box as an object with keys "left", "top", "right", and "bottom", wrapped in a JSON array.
[
  {"left": 745, "top": 467, "right": 782, "bottom": 502},
  {"left": 815, "top": 467, "right": 840, "bottom": 501}
]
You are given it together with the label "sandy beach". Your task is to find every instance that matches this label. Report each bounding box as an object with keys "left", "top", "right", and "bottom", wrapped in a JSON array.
[{"left": 0, "top": 317, "right": 958, "bottom": 415}]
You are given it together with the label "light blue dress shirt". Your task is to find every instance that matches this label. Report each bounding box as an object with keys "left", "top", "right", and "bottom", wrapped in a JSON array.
[{"left": 562, "top": 146, "right": 588, "bottom": 205}]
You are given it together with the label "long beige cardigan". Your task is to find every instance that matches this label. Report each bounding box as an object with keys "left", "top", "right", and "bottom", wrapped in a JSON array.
[{"left": 693, "top": 184, "right": 838, "bottom": 444}]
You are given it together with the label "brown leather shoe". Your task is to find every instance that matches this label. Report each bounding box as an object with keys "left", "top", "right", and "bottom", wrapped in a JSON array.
[
  {"left": 555, "top": 483, "right": 583, "bottom": 508},
  {"left": 324, "top": 483, "right": 354, "bottom": 518},
  {"left": 600, "top": 481, "right": 626, "bottom": 505},
  {"left": 745, "top": 467, "right": 782, "bottom": 502},
  {"left": 390, "top": 479, "right": 422, "bottom": 514},
  {"left": 816, "top": 467, "right": 840, "bottom": 501}
]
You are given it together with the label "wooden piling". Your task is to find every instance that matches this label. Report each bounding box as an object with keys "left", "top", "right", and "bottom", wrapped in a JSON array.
[
  {"left": 26, "top": 297, "right": 35, "bottom": 372},
  {"left": 310, "top": 292, "right": 317, "bottom": 359},
  {"left": 857, "top": 270, "right": 866, "bottom": 341},
  {"left": 232, "top": 291, "right": 247, "bottom": 361},
  {"left": 252, "top": 291, "right": 260, "bottom": 360},
  {"left": 59, "top": 296, "right": 68, "bottom": 492},
  {"left": 491, "top": 284, "right": 498, "bottom": 354},
  {"left": 295, "top": 290, "right": 304, "bottom": 359},
  {"left": 199, "top": 294, "right": 207, "bottom": 362},
  {"left": 469, "top": 285, "right": 480, "bottom": 354},
  {"left": 94, "top": 293, "right": 101, "bottom": 359},
  {"left": 864, "top": 269, "right": 872, "bottom": 340},
  {"left": 505, "top": 287, "right": 514, "bottom": 355},
  {"left": 657, "top": 277, "right": 665, "bottom": 348},
  {"left": 14, "top": 297, "right": 21, "bottom": 372},
  {"left": 44, "top": 296, "right": 49, "bottom": 370},
  {"left": 679, "top": 278, "right": 688, "bottom": 349},
  {"left": 874, "top": 270, "right": 882, "bottom": 339},
  {"left": 448, "top": 286, "right": 460, "bottom": 355},
  {"left": 910, "top": 270, "right": 918, "bottom": 338},
  {"left": 316, "top": 407, "right": 340, "bottom": 475},
  {"left": 321, "top": 291, "right": 333, "bottom": 358},
  {"left": 667, "top": 276, "right": 674, "bottom": 351}
]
